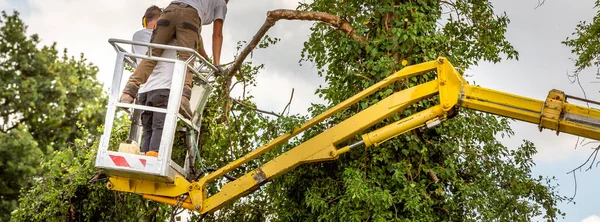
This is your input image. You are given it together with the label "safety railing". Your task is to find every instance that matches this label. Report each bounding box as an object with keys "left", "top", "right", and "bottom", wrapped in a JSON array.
[{"left": 95, "top": 38, "right": 216, "bottom": 183}]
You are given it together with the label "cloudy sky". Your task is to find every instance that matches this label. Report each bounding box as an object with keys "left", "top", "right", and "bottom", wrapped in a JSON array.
[{"left": 1, "top": 0, "right": 599, "bottom": 221}]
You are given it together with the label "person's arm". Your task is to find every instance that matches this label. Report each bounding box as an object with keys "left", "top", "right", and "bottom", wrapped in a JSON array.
[{"left": 212, "top": 19, "right": 224, "bottom": 66}]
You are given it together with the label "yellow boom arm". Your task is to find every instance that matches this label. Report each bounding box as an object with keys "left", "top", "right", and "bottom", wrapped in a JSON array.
[{"left": 107, "top": 57, "right": 600, "bottom": 213}]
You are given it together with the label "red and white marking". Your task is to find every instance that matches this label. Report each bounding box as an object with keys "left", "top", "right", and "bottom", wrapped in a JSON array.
[{"left": 108, "top": 154, "right": 149, "bottom": 170}]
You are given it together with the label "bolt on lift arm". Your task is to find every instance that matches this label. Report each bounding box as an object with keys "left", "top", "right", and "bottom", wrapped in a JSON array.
[{"left": 107, "top": 57, "right": 600, "bottom": 214}]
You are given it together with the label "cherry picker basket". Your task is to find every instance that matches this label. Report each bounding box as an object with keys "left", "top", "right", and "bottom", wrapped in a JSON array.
[{"left": 94, "top": 39, "right": 218, "bottom": 183}]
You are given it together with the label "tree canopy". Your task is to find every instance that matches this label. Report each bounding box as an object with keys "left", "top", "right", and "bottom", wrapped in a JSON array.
[
  {"left": 254, "top": 1, "right": 564, "bottom": 221},
  {"left": 4, "top": 0, "right": 579, "bottom": 221},
  {"left": 0, "top": 11, "right": 106, "bottom": 153},
  {"left": 0, "top": 10, "right": 106, "bottom": 221},
  {"left": 563, "top": 0, "right": 600, "bottom": 73}
]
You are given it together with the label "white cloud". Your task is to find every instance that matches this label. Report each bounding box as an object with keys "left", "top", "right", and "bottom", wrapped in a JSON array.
[
  {"left": 244, "top": 67, "right": 324, "bottom": 115},
  {"left": 582, "top": 215, "right": 600, "bottom": 222},
  {"left": 495, "top": 121, "right": 596, "bottom": 164},
  {"left": 19, "top": 0, "right": 168, "bottom": 87},
  {"left": 0, "top": 0, "right": 8, "bottom": 11},
  {"left": 465, "top": 0, "right": 599, "bottom": 164},
  {"left": 279, "top": 0, "right": 309, "bottom": 9}
]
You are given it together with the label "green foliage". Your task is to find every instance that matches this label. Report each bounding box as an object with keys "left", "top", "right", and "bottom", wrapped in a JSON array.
[
  {"left": 3, "top": 0, "right": 569, "bottom": 219},
  {"left": 563, "top": 0, "right": 600, "bottom": 72},
  {"left": 189, "top": 62, "right": 283, "bottom": 221},
  {"left": 0, "top": 10, "right": 106, "bottom": 153},
  {"left": 0, "top": 10, "right": 107, "bottom": 219},
  {"left": 0, "top": 126, "right": 42, "bottom": 221},
  {"left": 254, "top": 0, "right": 566, "bottom": 221},
  {"left": 8, "top": 9, "right": 285, "bottom": 221},
  {"left": 11, "top": 135, "right": 170, "bottom": 221},
  {"left": 186, "top": 1, "right": 564, "bottom": 221}
]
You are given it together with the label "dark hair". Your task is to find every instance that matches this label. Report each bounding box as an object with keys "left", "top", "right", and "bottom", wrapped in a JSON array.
[{"left": 144, "top": 5, "right": 162, "bottom": 22}]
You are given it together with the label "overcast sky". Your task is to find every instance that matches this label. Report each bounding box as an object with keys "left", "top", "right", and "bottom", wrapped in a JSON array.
[{"left": 1, "top": 0, "right": 599, "bottom": 221}]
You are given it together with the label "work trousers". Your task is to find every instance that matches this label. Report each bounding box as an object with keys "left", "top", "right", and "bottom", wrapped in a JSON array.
[
  {"left": 124, "top": 3, "right": 200, "bottom": 99},
  {"left": 137, "top": 89, "right": 171, "bottom": 152}
]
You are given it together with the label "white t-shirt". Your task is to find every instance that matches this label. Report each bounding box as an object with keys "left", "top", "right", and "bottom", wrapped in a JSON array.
[
  {"left": 171, "top": 0, "right": 227, "bottom": 25},
  {"left": 131, "top": 29, "right": 177, "bottom": 93}
]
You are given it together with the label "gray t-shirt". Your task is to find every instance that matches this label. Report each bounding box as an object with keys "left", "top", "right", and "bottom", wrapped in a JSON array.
[
  {"left": 131, "top": 29, "right": 177, "bottom": 93},
  {"left": 171, "top": 0, "right": 227, "bottom": 25}
]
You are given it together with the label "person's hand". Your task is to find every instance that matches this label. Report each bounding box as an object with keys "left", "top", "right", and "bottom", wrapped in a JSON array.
[{"left": 215, "top": 66, "right": 224, "bottom": 76}]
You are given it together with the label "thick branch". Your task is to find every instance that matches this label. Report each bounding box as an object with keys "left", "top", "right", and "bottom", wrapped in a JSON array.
[
  {"left": 428, "top": 169, "right": 439, "bottom": 183},
  {"left": 231, "top": 98, "right": 282, "bottom": 118},
  {"left": 228, "top": 9, "right": 363, "bottom": 77},
  {"left": 220, "top": 9, "right": 363, "bottom": 122}
]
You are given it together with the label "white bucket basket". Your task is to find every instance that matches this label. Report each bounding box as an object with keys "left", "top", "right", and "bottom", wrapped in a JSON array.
[{"left": 95, "top": 39, "right": 217, "bottom": 183}]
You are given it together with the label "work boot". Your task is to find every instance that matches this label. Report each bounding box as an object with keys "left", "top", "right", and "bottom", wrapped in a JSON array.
[
  {"left": 146, "top": 151, "right": 158, "bottom": 157},
  {"left": 179, "top": 96, "right": 193, "bottom": 119},
  {"left": 120, "top": 93, "right": 134, "bottom": 104}
]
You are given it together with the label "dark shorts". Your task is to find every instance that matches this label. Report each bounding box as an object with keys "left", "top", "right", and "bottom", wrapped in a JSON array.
[{"left": 136, "top": 89, "right": 170, "bottom": 152}]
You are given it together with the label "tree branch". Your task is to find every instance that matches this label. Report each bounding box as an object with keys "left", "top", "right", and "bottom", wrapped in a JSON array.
[
  {"left": 566, "top": 145, "right": 600, "bottom": 201},
  {"left": 229, "top": 9, "right": 363, "bottom": 78},
  {"left": 428, "top": 169, "right": 440, "bottom": 183},
  {"left": 534, "top": 0, "right": 546, "bottom": 9},
  {"left": 566, "top": 70, "right": 590, "bottom": 108},
  {"left": 1, "top": 119, "right": 23, "bottom": 133},
  {"left": 229, "top": 81, "right": 243, "bottom": 93},
  {"left": 231, "top": 97, "right": 282, "bottom": 118},
  {"left": 439, "top": 0, "right": 455, "bottom": 7},
  {"left": 280, "top": 88, "right": 294, "bottom": 116},
  {"left": 220, "top": 9, "right": 364, "bottom": 122}
]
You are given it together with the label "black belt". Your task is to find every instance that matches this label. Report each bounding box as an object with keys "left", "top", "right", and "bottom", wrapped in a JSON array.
[{"left": 169, "top": 2, "right": 199, "bottom": 19}]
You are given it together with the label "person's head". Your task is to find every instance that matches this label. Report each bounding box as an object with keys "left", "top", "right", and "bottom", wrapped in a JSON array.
[{"left": 142, "top": 5, "right": 162, "bottom": 29}]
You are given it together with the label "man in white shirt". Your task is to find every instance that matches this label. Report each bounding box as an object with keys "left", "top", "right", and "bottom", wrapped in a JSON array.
[
  {"left": 132, "top": 5, "right": 179, "bottom": 157},
  {"left": 121, "top": 0, "right": 229, "bottom": 120}
]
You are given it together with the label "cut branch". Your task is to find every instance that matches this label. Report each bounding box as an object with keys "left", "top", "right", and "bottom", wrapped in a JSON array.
[
  {"left": 220, "top": 9, "right": 364, "bottom": 122},
  {"left": 231, "top": 97, "right": 282, "bottom": 118},
  {"left": 229, "top": 9, "right": 363, "bottom": 78}
]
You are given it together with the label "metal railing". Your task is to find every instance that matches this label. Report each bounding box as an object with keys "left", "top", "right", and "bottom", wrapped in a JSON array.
[
  {"left": 108, "top": 38, "right": 219, "bottom": 76},
  {"left": 95, "top": 38, "right": 216, "bottom": 182}
]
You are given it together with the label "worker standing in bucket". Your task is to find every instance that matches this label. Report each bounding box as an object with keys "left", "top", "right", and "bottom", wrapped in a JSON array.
[
  {"left": 130, "top": 5, "right": 181, "bottom": 157},
  {"left": 120, "top": 0, "right": 229, "bottom": 120}
]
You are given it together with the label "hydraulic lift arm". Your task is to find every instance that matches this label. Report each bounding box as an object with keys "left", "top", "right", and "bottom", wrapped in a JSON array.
[{"left": 107, "top": 57, "right": 600, "bottom": 214}]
